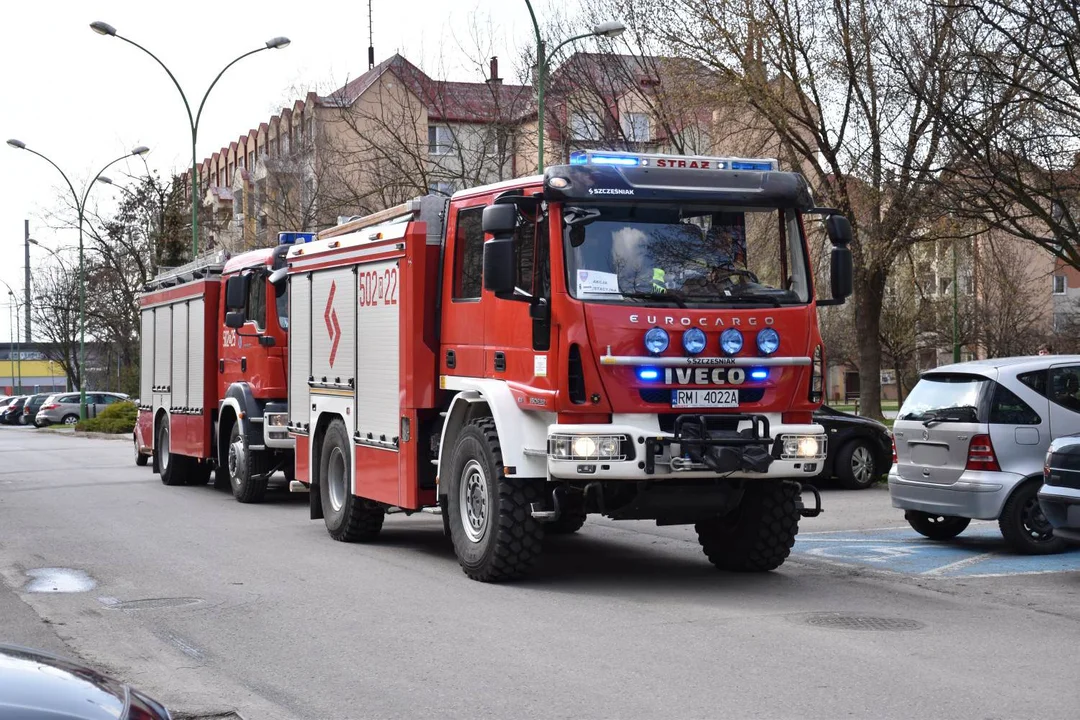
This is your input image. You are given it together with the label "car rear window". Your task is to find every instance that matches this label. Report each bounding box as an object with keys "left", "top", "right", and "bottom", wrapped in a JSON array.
[{"left": 898, "top": 373, "right": 988, "bottom": 422}]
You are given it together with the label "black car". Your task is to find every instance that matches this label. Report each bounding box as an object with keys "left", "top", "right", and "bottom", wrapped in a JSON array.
[
  {"left": 1038, "top": 434, "right": 1080, "bottom": 544},
  {"left": 0, "top": 643, "right": 171, "bottom": 719},
  {"left": 21, "top": 393, "right": 50, "bottom": 426},
  {"left": 1, "top": 396, "right": 27, "bottom": 425},
  {"left": 814, "top": 405, "right": 893, "bottom": 489}
]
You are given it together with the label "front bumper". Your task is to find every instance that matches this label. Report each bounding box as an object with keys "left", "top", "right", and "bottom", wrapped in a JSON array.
[
  {"left": 888, "top": 468, "right": 1022, "bottom": 520},
  {"left": 1038, "top": 485, "right": 1080, "bottom": 543},
  {"left": 546, "top": 414, "right": 826, "bottom": 481}
]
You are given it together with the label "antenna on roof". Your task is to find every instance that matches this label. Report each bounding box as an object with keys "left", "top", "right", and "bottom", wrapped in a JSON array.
[{"left": 368, "top": 0, "right": 375, "bottom": 70}]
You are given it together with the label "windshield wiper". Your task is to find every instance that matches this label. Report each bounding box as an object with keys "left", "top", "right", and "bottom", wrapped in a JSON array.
[
  {"left": 680, "top": 293, "right": 783, "bottom": 307},
  {"left": 920, "top": 405, "right": 979, "bottom": 427},
  {"left": 620, "top": 291, "right": 687, "bottom": 308}
]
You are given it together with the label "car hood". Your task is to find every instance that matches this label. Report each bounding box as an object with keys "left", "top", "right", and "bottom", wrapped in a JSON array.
[{"left": 0, "top": 644, "right": 128, "bottom": 719}]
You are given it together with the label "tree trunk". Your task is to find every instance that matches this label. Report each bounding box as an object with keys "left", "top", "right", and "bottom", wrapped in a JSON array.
[{"left": 854, "top": 266, "right": 887, "bottom": 419}]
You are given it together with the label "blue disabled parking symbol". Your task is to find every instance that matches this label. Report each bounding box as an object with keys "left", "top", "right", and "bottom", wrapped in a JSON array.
[{"left": 793, "top": 524, "right": 1080, "bottom": 577}]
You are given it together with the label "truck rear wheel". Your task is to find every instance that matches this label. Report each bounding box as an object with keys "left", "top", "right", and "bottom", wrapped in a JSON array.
[
  {"left": 319, "top": 418, "right": 384, "bottom": 542},
  {"left": 227, "top": 421, "right": 267, "bottom": 503},
  {"left": 157, "top": 420, "right": 187, "bottom": 486},
  {"left": 695, "top": 480, "right": 800, "bottom": 572},
  {"left": 448, "top": 418, "right": 543, "bottom": 582}
]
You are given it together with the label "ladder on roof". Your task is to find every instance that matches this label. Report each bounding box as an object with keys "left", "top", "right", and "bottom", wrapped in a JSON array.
[
  {"left": 146, "top": 249, "right": 230, "bottom": 291},
  {"left": 317, "top": 195, "right": 448, "bottom": 241}
]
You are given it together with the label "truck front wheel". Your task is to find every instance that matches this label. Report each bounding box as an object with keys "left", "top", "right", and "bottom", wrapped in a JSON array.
[
  {"left": 695, "top": 480, "right": 800, "bottom": 572},
  {"left": 227, "top": 421, "right": 267, "bottom": 503},
  {"left": 319, "top": 418, "right": 384, "bottom": 542},
  {"left": 448, "top": 418, "right": 544, "bottom": 582}
]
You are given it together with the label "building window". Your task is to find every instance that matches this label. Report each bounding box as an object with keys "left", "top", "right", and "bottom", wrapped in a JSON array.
[
  {"left": 429, "top": 125, "right": 453, "bottom": 155},
  {"left": 1053, "top": 275, "right": 1067, "bottom": 294},
  {"left": 570, "top": 112, "right": 602, "bottom": 140},
  {"left": 938, "top": 276, "right": 953, "bottom": 296},
  {"left": 452, "top": 207, "right": 484, "bottom": 300},
  {"left": 621, "top": 112, "right": 650, "bottom": 142},
  {"left": 248, "top": 151, "right": 255, "bottom": 169},
  {"left": 429, "top": 181, "right": 455, "bottom": 196}
]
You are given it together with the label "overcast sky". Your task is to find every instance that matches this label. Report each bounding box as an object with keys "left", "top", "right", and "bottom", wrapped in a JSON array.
[{"left": 0, "top": 0, "right": 576, "bottom": 342}]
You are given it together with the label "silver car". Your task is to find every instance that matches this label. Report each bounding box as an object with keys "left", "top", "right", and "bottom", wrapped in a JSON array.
[
  {"left": 888, "top": 356, "right": 1080, "bottom": 554},
  {"left": 35, "top": 392, "right": 129, "bottom": 426}
]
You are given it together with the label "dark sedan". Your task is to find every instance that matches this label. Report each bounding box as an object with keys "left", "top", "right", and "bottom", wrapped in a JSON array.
[
  {"left": 1039, "top": 434, "right": 1080, "bottom": 544},
  {"left": 0, "top": 643, "right": 171, "bottom": 719},
  {"left": 814, "top": 405, "right": 893, "bottom": 489},
  {"left": 1, "top": 396, "right": 27, "bottom": 425}
]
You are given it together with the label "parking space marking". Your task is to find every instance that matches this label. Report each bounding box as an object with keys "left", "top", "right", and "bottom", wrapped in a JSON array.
[{"left": 793, "top": 525, "right": 1080, "bottom": 578}]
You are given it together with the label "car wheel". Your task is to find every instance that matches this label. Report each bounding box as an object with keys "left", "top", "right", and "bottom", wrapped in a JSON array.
[
  {"left": 999, "top": 481, "right": 1067, "bottom": 555},
  {"left": 836, "top": 439, "right": 878, "bottom": 490},
  {"left": 134, "top": 433, "right": 148, "bottom": 466},
  {"left": 62, "top": 414, "right": 79, "bottom": 426},
  {"left": 905, "top": 511, "right": 970, "bottom": 540}
]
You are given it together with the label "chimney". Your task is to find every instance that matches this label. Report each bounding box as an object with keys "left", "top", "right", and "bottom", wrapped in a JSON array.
[{"left": 487, "top": 56, "right": 502, "bottom": 85}]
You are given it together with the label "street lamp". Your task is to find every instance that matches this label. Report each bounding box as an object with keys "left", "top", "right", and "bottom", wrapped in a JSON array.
[
  {"left": 523, "top": 2, "right": 625, "bottom": 172},
  {"left": 90, "top": 21, "right": 290, "bottom": 257},
  {"left": 6, "top": 139, "right": 149, "bottom": 420},
  {"left": 28, "top": 239, "right": 76, "bottom": 272},
  {"left": 1, "top": 285, "right": 22, "bottom": 394}
]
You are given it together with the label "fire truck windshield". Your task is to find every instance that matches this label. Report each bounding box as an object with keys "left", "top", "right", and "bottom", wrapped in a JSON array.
[{"left": 563, "top": 205, "right": 811, "bottom": 306}]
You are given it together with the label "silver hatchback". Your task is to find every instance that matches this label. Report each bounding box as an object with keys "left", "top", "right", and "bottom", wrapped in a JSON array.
[
  {"left": 36, "top": 392, "right": 129, "bottom": 426},
  {"left": 888, "top": 356, "right": 1080, "bottom": 554}
]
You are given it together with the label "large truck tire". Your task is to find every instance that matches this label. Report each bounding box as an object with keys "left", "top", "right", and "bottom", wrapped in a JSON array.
[
  {"left": 156, "top": 420, "right": 188, "bottom": 487},
  {"left": 695, "top": 480, "right": 800, "bottom": 572},
  {"left": 226, "top": 421, "right": 267, "bottom": 503},
  {"left": 319, "top": 418, "right": 384, "bottom": 542},
  {"left": 448, "top": 418, "right": 544, "bottom": 582}
]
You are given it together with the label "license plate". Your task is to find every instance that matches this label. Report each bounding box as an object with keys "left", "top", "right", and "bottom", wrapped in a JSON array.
[{"left": 671, "top": 389, "right": 739, "bottom": 408}]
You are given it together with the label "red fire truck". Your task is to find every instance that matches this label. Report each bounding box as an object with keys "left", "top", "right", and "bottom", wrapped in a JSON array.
[
  {"left": 252, "top": 150, "right": 853, "bottom": 582},
  {"left": 136, "top": 241, "right": 297, "bottom": 502}
]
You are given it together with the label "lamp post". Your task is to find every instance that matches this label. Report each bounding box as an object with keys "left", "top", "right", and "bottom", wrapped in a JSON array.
[
  {"left": 523, "top": 2, "right": 625, "bottom": 172},
  {"left": 952, "top": 240, "right": 960, "bottom": 363},
  {"left": 90, "top": 21, "right": 290, "bottom": 258},
  {"left": 6, "top": 139, "right": 149, "bottom": 420},
  {"left": 1, "top": 285, "right": 22, "bottom": 394}
]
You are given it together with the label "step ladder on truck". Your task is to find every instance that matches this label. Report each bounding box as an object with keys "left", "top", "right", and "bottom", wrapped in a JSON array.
[{"left": 270, "top": 150, "right": 854, "bottom": 582}]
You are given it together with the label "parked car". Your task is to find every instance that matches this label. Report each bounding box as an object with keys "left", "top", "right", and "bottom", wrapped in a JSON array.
[
  {"left": 814, "top": 405, "right": 893, "bottom": 489},
  {"left": 1038, "top": 434, "right": 1080, "bottom": 544},
  {"left": 0, "top": 643, "right": 171, "bottom": 719},
  {"left": 888, "top": 356, "right": 1080, "bottom": 554},
  {"left": 36, "top": 392, "right": 129, "bottom": 426},
  {"left": 134, "top": 408, "right": 152, "bottom": 467},
  {"left": 1, "top": 396, "right": 27, "bottom": 425},
  {"left": 20, "top": 393, "right": 51, "bottom": 426}
]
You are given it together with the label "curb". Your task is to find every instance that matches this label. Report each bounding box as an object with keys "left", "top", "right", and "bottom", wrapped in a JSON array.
[{"left": 36, "top": 427, "right": 130, "bottom": 442}]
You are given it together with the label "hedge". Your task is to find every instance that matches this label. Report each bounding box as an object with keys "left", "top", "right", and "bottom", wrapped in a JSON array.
[{"left": 75, "top": 400, "right": 137, "bottom": 434}]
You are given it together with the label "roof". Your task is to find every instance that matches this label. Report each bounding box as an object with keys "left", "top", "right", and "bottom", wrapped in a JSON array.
[
  {"left": 223, "top": 248, "right": 277, "bottom": 274},
  {"left": 926, "top": 355, "right": 1080, "bottom": 376}
]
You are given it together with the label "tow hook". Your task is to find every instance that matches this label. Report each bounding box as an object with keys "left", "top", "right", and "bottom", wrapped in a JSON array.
[
  {"left": 798, "top": 483, "right": 823, "bottom": 518},
  {"left": 530, "top": 485, "right": 565, "bottom": 522}
]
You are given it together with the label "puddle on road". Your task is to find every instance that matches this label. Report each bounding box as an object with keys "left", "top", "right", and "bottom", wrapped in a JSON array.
[{"left": 24, "top": 567, "right": 96, "bottom": 593}]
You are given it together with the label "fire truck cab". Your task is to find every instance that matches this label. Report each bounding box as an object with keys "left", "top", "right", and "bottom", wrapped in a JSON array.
[{"left": 287, "top": 150, "right": 853, "bottom": 582}]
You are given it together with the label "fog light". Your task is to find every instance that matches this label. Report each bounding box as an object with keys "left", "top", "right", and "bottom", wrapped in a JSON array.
[
  {"left": 780, "top": 434, "right": 826, "bottom": 460},
  {"left": 572, "top": 436, "right": 598, "bottom": 458},
  {"left": 598, "top": 437, "right": 620, "bottom": 456},
  {"left": 549, "top": 434, "right": 628, "bottom": 461},
  {"left": 266, "top": 413, "right": 287, "bottom": 426},
  {"left": 798, "top": 437, "right": 820, "bottom": 457}
]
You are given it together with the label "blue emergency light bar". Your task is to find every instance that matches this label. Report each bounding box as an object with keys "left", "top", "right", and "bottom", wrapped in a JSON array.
[
  {"left": 278, "top": 231, "right": 316, "bottom": 245},
  {"left": 568, "top": 150, "right": 778, "bottom": 171}
]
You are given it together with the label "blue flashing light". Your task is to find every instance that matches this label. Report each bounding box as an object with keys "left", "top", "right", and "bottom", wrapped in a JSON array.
[
  {"left": 569, "top": 152, "right": 589, "bottom": 165},
  {"left": 682, "top": 327, "right": 707, "bottom": 355},
  {"left": 749, "top": 368, "right": 769, "bottom": 381},
  {"left": 590, "top": 154, "right": 641, "bottom": 167},
  {"left": 730, "top": 161, "right": 776, "bottom": 171},
  {"left": 279, "top": 231, "right": 315, "bottom": 245},
  {"left": 757, "top": 327, "right": 781, "bottom": 355},
  {"left": 644, "top": 327, "right": 670, "bottom": 354},
  {"left": 637, "top": 367, "right": 660, "bottom": 381},
  {"left": 720, "top": 328, "right": 743, "bottom": 355}
]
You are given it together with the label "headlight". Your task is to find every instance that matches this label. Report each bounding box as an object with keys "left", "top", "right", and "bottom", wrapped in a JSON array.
[
  {"left": 780, "top": 434, "right": 827, "bottom": 459},
  {"left": 720, "top": 328, "right": 743, "bottom": 355},
  {"left": 757, "top": 328, "right": 780, "bottom": 355},
  {"left": 548, "top": 434, "right": 629, "bottom": 461},
  {"left": 266, "top": 413, "right": 288, "bottom": 427},
  {"left": 682, "top": 328, "right": 707, "bottom": 354},
  {"left": 644, "top": 327, "right": 669, "bottom": 354}
]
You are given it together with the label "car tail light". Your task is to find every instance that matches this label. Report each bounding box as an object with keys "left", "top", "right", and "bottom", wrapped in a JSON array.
[
  {"left": 966, "top": 434, "right": 1000, "bottom": 472},
  {"left": 892, "top": 436, "right": 898, "bottom": 464},
  {"left": 41, "top": 403, "right": 58, "bottom": 410}
]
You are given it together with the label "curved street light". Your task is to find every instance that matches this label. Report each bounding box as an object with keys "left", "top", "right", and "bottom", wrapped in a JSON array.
[
  {"left": 91, "top": 21, "right": 290, "bottom": 257},
  {"left": 6, "top": 139, "right": 149, "bottom": 419},
  {"left": 0, "top": 283, "right": 23, "bottom": 394},
  {"left": 523, "top": 2, "right": 625, "bottom": 172}
]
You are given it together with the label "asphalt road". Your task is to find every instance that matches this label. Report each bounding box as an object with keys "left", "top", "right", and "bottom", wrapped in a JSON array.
[{"left": 1, "top": 427, "right": 1078, "bottom": 719}]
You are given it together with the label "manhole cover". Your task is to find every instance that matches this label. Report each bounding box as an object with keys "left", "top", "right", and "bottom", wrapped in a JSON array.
[
  {"left": 104, "top": 597, "right": 203, "bottom": 611},
  {"left": 803, "top": 613, "right": 924, "bottom": 631}
]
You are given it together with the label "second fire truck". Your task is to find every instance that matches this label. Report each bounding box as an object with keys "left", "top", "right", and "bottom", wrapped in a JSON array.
[{"left": 222, "top": 149, "right": 853, "bottom": 582}]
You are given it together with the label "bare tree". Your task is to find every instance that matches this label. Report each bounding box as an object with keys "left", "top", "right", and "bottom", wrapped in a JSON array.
[{"left": 31, "top": 262, "right": 81, "bottom": 391}]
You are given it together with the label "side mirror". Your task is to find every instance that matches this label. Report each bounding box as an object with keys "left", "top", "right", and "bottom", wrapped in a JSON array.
[
  {"left": 825, "top": 215, "right": 853, "bottom": 247},
  {"left": 483, "top": 238, "right": 516, "bottom": 295},
  {"left": 482, "top": 204, "right": 517, "bottom": 235},
  {"left": 225, "top": 311, "right": 246, "bottom": 329},
  {"left": 269, "top": 267, "right": 288, "bottom": 289},
  {"left": 225, "top": 274, "right": 249, "bottom": 310},
  {"left": 830, "top": 244, "right": 853, "bottom": 301}
]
